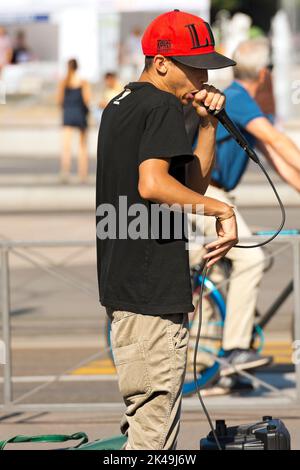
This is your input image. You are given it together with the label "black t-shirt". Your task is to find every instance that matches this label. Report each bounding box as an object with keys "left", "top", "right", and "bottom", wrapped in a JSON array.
[{"left": 96, "top": 81, "right": 195, "bottom": 315}]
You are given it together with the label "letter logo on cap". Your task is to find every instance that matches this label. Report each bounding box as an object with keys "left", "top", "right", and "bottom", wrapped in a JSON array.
[
  {"left": 157, "top": 39, "right": 172, "bottom": 54},
  {"left": 185, "top": 22, "right": 215, "bottom": 50}
]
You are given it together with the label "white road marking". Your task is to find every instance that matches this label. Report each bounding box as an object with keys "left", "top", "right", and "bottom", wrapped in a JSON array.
[{"left": 0, "top": 375, "right": 118, "bottom": 383}]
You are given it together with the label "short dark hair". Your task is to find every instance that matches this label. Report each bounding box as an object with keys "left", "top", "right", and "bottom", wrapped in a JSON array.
[
  {"left": 104, "top": 72, "right": 117, "bottom": 79},
  {"left": 144, "top": 56, "right": 154, "bottom": 71}
]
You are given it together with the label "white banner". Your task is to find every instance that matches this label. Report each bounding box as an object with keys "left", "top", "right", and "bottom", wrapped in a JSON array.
[
  {"left": 117, "top": 0, "right": 209, "bottom": 12},
  {"left": 0, "top": 0, "right": 210, "bottom": 15}
]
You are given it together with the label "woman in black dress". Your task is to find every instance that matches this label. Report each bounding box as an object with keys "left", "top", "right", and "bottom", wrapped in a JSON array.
[{"left": 57, "top": 58, "right": 91, "bottom": 183}]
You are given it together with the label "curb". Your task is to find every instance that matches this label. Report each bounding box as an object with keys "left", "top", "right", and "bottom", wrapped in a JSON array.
[{"left": 0, "top": 184, "right": 299, "bottom": 212}]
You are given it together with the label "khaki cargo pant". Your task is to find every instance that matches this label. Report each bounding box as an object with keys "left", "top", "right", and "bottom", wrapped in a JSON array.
[{"left": 106, "top": 308, "right": 190, "bottom": 450}]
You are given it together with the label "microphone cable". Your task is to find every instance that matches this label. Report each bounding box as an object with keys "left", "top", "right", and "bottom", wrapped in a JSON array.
[
  {"left": 235, "top": 158, "right": 286, "bottom": 248},
  {"left": 193, "top": 258, "right": 223, "bottom": 450},
  {"left": 192, "top": 106, "right": 288, "bottom": 449},
  {"left": 207, "top": 106, "right": 286, "bottom": 248}
]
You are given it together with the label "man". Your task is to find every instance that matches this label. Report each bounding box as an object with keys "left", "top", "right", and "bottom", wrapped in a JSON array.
[
  {"left": 96, "top": 10, "right": 238, "bottom": 450},
  {"left": 0, "top": 27, "right": 12, "bottom": 75},
  {"left": 188, "top": 38, "right": 300, "bottom": 379},
  {"left": 98, "top": 72, "right": 123, "bottom": 110},
  {"left": 11, "top": 30, "right": 33, "bottom": 64}
]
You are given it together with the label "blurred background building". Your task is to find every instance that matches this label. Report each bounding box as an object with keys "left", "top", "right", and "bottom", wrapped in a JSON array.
[
  {"left": 0, "top": 1, "right": 209, "bottom": 87},
  {"left": 0, "top": 1, "right": 300, "bottom": 425},
  {"left": 0, "top": 0, "right": 299, "bottom": 118},
  {"left": 0, "top": 0, "right": 299, "bottom": 183}
]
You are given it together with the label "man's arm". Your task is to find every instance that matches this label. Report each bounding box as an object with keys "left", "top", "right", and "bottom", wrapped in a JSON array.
[
  {"left": 138, "top": 85, "right": 238, "bottom": 268},
  {"left": 139, "top": 158, "right": 229, "bottom": 216},
  {"left": 185, "top": 85, "right": 224, "bottom": 195},
  {"left": 138, "top": 158, "right": 238, "bottom": 268},
  {"left": 186, "top": 120, "right": 217, "bottom": 195},
  {"left": 246, "top": 117, "right": 300, "bottom": 172},
  {"left": 256, "top": 140, "right": 300, "bottom": 192}
]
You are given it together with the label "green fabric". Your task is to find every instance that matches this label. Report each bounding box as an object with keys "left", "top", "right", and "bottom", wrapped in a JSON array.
[
  {"left": 70, "top": 434, "right": 127, "bottom": 450},
  {"left": 0, "top": 432, "right": 88, "bottom": 450},
  {"left": 0, "top": 432, "right": 127, "bottom": 450}
]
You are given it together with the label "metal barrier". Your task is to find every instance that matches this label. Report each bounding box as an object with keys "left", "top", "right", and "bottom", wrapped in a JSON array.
[{"left": 0, "top": 235, "right": 300, "bottom": 413}]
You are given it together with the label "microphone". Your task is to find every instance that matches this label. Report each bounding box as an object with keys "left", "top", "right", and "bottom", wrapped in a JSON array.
[
  {"left": 206, "top": 107, "right": 260, "bottom": 164},
  {"left": 203, "top": 104, "right": 286, "bottom": 249}
]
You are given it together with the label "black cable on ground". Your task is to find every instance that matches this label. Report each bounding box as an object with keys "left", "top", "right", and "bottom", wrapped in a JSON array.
[
  {"left": 193, "top": 260, "right": 222, "bottom": 450},
  {"left": 193, "top": 106, "right": 287, "bottom": 449}
]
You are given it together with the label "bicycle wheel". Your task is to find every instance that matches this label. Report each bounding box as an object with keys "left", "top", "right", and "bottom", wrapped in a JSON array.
[
  {"left": 105, "top": 316, "right": 114, "bottom": 361},
  {"left": 183, "top": 274, "right": 226, "bottom": 396}
]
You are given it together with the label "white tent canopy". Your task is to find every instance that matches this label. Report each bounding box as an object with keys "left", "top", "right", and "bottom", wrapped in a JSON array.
[
  {"left": 0, "top": 1, "right": 210, "bottom": 83},
  {"left": 0, "top": 0, "right": 209, "bottom": 17}
]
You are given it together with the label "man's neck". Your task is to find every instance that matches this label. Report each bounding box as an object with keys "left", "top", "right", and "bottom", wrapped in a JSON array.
[
  {"left": 138, "top": 70, "right": 175, "bottom": 96},
  {"left": 235, "top": 79, "right": 259, "bottom": 98}
]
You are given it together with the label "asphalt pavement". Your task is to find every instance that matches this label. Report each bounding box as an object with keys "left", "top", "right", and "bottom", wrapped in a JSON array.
[{"left": 0, "top": 106, "right": 299, "bottom": 450}]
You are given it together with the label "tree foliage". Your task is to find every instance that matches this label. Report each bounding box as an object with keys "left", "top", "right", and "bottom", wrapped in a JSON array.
[
  {"left": 211, "top": 0, "right": 242, "bottom": 11},
  {"left": 211, "top": 0, "right": 280, "bottom": 32}
]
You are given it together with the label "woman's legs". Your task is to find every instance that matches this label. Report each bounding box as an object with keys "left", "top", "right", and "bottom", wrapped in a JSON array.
[
  {"left": 61, "top": 126, "right": 73, "bottom": 181},
  {"left": 78, "top": 129, "right": 89, "bottom": 183}
]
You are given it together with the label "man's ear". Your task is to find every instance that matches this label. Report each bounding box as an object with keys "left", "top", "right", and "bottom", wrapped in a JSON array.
[
  {"left": 258, "top": 68, "right": 268, "bottom": 87},
  {"left": 153, "top": 55, "right": 169, "bottom": 74}
]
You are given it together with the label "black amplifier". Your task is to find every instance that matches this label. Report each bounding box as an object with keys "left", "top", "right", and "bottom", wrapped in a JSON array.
[{"left": 200, "top": 416, "right": 291, "bottom": 450}]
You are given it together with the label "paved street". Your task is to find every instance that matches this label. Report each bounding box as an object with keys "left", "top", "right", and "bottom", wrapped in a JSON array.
[
  {"left": 0, "top": 407, "right": 300, "bottom": 450},
  {"left": 0, "top": 117, "right": 299, "bottom": 449},
  {"left": 0, "top": 208, "right": 299, "bottom": 419},
  {"left": 1, "top": 2, "right": 300, "bottom": 451}
]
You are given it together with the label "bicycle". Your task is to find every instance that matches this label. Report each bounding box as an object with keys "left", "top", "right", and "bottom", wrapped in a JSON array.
[
  {"left": 183, "top": 229, "right": 299, "bottom": 396},
  {"left": 104, "top": 229, "right": 299, "bottom": 397}
]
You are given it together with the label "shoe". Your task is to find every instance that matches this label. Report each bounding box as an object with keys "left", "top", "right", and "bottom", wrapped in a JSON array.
[
  {"left": 220, "top": 348, "right": 273, "bottom": 377},
  {"left": 201, "top": 376, "right": 254, "bottom": 397}
]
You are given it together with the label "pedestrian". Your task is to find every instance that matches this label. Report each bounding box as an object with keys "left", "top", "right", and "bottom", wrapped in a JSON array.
[
  {"left": 188, "top": 37, "right": 300, "bottom": 381},
  {"left": 11, "top": 30, "right": 33, "bottom": 64},
  {"left": 57, "top": 58, "right": 91, "bottom": 183},
  {"left": 99, "top": 72, "right": 123, "bottom": 110},
  {"left": 0, "top": 26, "right": 12, "bottom": 75},
  {"left": 96, "top": 10, "right": 237, "bottom": 450},
  {"left": 93, "top": 72, "right": 123, "bottom": 124}
]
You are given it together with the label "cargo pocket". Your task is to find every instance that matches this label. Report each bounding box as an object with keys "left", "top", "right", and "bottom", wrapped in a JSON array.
[
  {"left": 113, "top": 340, "right": 151, "bottom": 400},
  {"left": 166, "top": 313, "right": 189, "bottom": 351},
  {"left": 111, "top": 310, "right": 136, "bottom": 323}
]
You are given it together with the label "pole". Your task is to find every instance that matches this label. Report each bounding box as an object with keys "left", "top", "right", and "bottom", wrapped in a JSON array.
[{"left": 1, "top": 247, "right": 12, "bottom": 406}]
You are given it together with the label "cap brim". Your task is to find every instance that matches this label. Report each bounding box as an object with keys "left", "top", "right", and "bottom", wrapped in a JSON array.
[{"left": 172, "top": 52, "right": 236, "bottom": 70}]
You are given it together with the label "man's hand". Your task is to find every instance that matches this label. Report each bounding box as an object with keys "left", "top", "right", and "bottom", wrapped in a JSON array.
[
  {"left": 203, "top": 214, "right": 239, "bottom": 268},
  {"left": 192, "top": 85, "right": 226, "bottom": 125}
]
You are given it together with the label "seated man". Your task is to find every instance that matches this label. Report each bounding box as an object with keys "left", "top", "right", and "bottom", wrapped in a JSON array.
[{"left": 188, "top": 37, "right": 300, "bottom": 378}]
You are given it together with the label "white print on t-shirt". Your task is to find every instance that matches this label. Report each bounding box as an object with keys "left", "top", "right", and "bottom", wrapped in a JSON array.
[{"left": 113, "top": 89, "right": 131, "bottom": 105}]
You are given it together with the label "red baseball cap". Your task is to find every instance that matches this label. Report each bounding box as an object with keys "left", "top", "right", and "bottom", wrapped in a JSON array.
[{"left": 142, "top": 9, "right": 236, "bottom": 70}]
